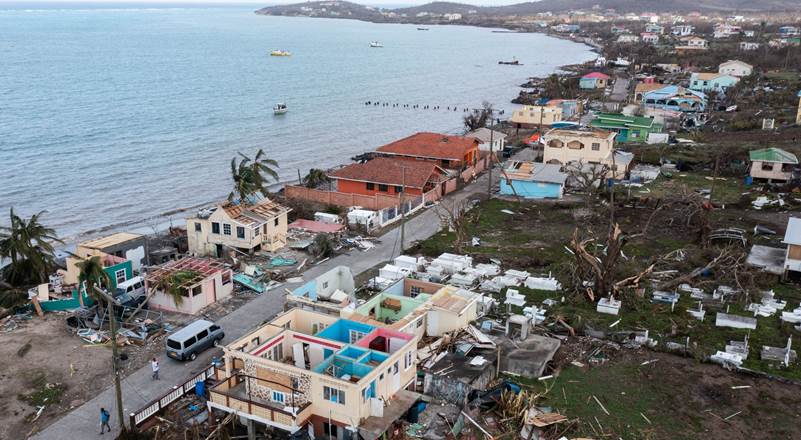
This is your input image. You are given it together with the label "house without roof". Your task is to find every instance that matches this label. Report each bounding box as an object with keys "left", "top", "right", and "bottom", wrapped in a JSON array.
[
  {"left": 499, "top": 161, "right": 567, "bottom": 199},
  {"left": 749, "top": 147, "right": 799, "bottom": 183},
  {"left": 375, "top": 132, "right": 479, "bottom": 171},
  {"left": 641, "top": 85, "right": 706, "bottom": 112},
  {"left": 210, "top": 308, "right": 420, "bottom": 439},
  {"left": 328, "top": 157, "right": 446, "bottom": 198},
  {"left": 145, "top": 257, "right": 233, "bottom": 314},
  {"left": 510, "top": 104, "right": 564, "bottom": 128},
  {"left": 186, "top": 197, "right": 291, "bottom": 257}
]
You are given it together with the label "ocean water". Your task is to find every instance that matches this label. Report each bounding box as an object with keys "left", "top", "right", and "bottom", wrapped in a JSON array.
[{"left": 0, "top": 4, "right": 594, "bottom": 241}]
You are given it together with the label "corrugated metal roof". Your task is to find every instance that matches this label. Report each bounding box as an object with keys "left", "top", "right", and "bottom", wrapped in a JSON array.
[
  {"left": 784, "top": 217, "right": 801, "bottom": 246},
  {"left": 749, "top": 148, "right": 798, "bottom": 164}
]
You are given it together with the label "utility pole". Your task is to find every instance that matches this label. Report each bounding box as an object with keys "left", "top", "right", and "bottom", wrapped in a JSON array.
[
  {"left": 609, "top": 150, "right": 617, "bottom": 232},
  {"left": 93, "top": 286, "right": 126, "bottom": 433},
  {"left": 399, "top": 166, "right": 406, "bottom": 253},
  {"left": 487, "top": 120, "right": 494, "bottom": 198}
]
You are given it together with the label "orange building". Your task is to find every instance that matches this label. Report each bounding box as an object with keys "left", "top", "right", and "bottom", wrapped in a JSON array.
[
  {"left": 375, "top": 132, "right": 479, "bottom": 170},
  {"left": 328, "top": 157, "right": 446, "bottom": 197}
]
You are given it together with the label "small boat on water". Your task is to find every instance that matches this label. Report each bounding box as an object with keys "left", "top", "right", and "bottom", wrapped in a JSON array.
[
  {"left": 270, "top": 50, "right": 291, "bottom": 57},
  {"left": 498, "top": 57, "right": 522, "bottom": 65},
  {"left": 417, "top": 27, "right": 429, "bottom": 31},
  {"left": 273, "top": 103, "right": 288, "bottom": 115},
  {"left": 369, "top": 41, "right": 384, "bottom": 48}
]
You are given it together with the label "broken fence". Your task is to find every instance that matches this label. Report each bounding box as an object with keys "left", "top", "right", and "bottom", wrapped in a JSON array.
[{"left": 129, "top": 364, "right": 217, "bottom": 431}]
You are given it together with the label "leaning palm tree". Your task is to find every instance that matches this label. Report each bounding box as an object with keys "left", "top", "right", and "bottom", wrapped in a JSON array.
[
  {"left": 228, "top": 150, "right": 280, "bottom": 202},
  {"left": 156, "top": 270, "right": 198, "bottom": 308},
  {"left": 0, "top": 208, "right": 63, "bottom": 286},
  {"left": 76, "top": 255, "right": 111, "bottom": 311}
]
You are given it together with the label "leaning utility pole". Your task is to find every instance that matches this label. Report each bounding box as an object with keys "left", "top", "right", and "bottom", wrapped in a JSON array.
[{"left": 93, "top": 286, "right": 126, "bottom": 432}]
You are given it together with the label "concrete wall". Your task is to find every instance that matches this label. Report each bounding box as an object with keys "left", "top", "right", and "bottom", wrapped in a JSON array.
[
  {"left": 334, "top": 179, "right": 423, "bottom": 197},
  {"left": 750, "top": 161, "right": 793, "bottom": 182},
  {"left": 148, "top": 270, "right": 232, "bottom": 315},
  {"left": 542, "top": 133, "right": 614, "bottom": 166}
]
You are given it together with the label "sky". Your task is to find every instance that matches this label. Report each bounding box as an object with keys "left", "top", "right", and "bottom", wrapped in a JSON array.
[{"left": 3, "top": 0, "right": 532, "bottom": 7}]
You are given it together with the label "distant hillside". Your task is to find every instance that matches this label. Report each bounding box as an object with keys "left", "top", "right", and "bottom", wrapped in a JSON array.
[{"left": 256, "top": 0, "right": 801, "bottom": 20}]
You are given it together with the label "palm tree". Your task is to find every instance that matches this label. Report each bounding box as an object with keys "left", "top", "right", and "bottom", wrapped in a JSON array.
[
  {"left": 303, "top": 168, "right": 330, "bottom": 189},
  {"left": 154, "top": 270, "right": 198, "bottom": 308},
  {"left": 228, "top": 150, "right": 280, "bottom": 203},
  {"left": 0, "top": 208, "right": 62, "bottom": 286},
  {"left": 76, "top": 255, "right": 111, "bottom": 309}
]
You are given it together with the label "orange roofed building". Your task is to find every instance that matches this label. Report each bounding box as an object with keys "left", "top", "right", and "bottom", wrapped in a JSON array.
[
  {"left": 328, "top": 157, "right": 446, "bottom": 197},
  {"left": 375, "top": 132, "right": 479, "bottom": 171}
]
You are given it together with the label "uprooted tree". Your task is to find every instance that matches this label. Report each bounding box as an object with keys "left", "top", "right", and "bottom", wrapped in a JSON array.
[{"left": 569, "top": 223, "right": 653, "bottom": 302}]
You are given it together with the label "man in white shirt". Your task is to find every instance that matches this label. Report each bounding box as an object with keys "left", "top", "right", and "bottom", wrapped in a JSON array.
[{"left": 151, "top": 358, "right": 160, "bottom": 380}]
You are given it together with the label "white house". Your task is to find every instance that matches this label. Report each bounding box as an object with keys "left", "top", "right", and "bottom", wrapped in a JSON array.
[
  {"left": 739, "top": 42, "right": 760, "bottom": 51},
  {"left": 617, "top": 34, "right": 640, "bottom": 43},
  {"left": 718, "top": 60, "right": 753, "bottom": 77},
  {"left": 671, "top": 24, "right": 694, "bottom": 36},
  {"left": 187, "top": 197, "right": 291, "bottom": 257},
  {"left": 783, "top": 217, "right": 801, "bottom": 275},
  {"left": 467, "top": 127, "right": 507, "bottom": 157},
  {"left": 641, "top": 33, "right": 660, "bottom": 44}
]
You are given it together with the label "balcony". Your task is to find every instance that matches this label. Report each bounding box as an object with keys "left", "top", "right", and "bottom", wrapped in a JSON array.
[{"left": 208, "top": 374, "right": 312, "bottom": 432}]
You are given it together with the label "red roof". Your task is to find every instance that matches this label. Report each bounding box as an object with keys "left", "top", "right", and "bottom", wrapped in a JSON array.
[
  {"left": 582, "top": 72, "right": 610, "bottom": 80},
  {"left": 328, "top": 157, "right": 443, "bottom": 188},
  {"left": 376, "top": 132, "right": 479, "bottom": 161}
]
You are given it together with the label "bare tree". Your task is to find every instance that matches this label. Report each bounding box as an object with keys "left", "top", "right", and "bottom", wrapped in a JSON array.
[
  {"left": 463, "top": 101, "right": 494, "bottom": 132},
  {"left": 435, "top": 199, "right": 471, "bottom": 254},
  {"left": 564, "top": 160, "right": 610, "bottom": 208},
  {"left": 570, "top": 224, "right": 653, "bottom": 302}
]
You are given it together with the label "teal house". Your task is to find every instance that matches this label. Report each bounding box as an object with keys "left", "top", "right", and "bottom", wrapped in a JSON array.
[
  {"left": 689, "top": 73, "right": 740, "bottom": 94},
  {"left": 589, "top": 113, "right": 663, "bottom": 143},
  {"left": 500, "top": 162, "right": 567, "bottom": 199}
]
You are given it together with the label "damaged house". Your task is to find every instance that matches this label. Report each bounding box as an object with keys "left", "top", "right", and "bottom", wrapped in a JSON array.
[{"left": 210, "top": 308, "right": 420, "bottom": 440}]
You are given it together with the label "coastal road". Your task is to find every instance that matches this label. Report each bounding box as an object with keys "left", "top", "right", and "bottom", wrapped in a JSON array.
[{"left": 31, "top": 170, "right": 494, "bottom": 440}]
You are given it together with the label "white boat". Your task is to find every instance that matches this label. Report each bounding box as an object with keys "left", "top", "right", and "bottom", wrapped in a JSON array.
[
  {"left": 273, "top": 103, "right": 288, "bottom": 115},
  {"left": 270, "top": 50, "right": 291, "bottom": 57},
  {"left": 369, "top": 41, "right": 383, "bottom": 48}
]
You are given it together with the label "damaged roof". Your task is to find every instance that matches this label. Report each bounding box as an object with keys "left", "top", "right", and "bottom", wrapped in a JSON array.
[{"left": 222, "top": 198, "right": 291, "bottom": 227}]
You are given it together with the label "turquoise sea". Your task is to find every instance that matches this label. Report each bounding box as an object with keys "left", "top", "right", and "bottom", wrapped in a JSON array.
[{"left": 0, "top": 3, "right": 595, "bottom": 240}]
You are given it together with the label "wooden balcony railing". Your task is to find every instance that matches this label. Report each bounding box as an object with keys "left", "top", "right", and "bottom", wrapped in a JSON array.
[{"left": 208, "top": 373, "right": 311, "bottom": 429}]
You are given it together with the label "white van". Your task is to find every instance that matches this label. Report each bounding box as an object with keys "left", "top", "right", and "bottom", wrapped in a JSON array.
[
  {"left": 115, "top": 276, "right": 145, "bottom": 300},
  {"left": 166, "top": 319, "right": 224, "bottom": 361}
]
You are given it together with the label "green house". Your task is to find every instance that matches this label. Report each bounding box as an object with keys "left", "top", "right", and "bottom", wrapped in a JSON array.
[{"left": 589, "top": 113, "right": 663, "bottom": 143}]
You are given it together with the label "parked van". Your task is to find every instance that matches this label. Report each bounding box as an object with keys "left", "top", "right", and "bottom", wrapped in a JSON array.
[
  {"left": 115, "top": 276, "right": 146, "bottom": 300},
  {"left": 165, "top": 319, "right": 224, "bottom": 361}
]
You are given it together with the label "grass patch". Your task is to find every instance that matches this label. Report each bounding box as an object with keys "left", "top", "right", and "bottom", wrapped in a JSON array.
[{"left": 18, "top": 372, "right": 66, "bottom": 407}]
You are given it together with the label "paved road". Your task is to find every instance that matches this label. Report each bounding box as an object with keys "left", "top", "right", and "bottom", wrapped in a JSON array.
[
  {"left": 608, "top": 75, "right": 631, "bottom": 104},
  {"left": 32, "top": 171, "right": 493, "bottom": 439}
]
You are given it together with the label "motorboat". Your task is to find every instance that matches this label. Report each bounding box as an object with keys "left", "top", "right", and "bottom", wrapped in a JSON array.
[
  {"left": 270, "top": 50, "right": 291, "bottom": 56},
  {"left": 369, "top": 41, "right": 383, "bottom": 48},
  {"left": 417, "top": 27, "right": 429, "bottom": 31},
  {"left": 273, "top": 103, "right": 288, "bottom": 115}
]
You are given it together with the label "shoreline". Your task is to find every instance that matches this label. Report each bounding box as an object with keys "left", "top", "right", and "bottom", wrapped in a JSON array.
[{"left": 23, "top": 15, "right": 598, "bottom": 250}]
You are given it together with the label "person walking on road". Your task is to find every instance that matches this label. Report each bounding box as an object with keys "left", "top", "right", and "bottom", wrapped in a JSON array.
[
  {"left": 151, "top": 357, "right": 160, "bottom": 380},
  {"left": 99, "top": 407, "right": 111, "bottom": 435}
]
